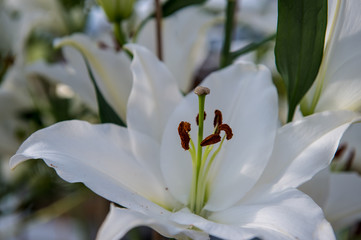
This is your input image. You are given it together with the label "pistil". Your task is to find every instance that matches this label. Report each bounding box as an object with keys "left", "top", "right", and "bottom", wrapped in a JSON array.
[{"left": 178, "top": 86, "right": 233, "bottom": 215}]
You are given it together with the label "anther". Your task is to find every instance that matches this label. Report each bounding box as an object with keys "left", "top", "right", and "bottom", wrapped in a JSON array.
[
  {"left": 178, "top": 121, "right": 191, "bottom": 150},
  {"left": 219, "top": 124, "right": 233, "bottom": 140},
  {"left": 194, "top": 86, "right": 210, "bottom": 96},
  {"left": 196, "top": 111, "right": 207, "bottom": 125},
  {"left": 213, "top": 110, "right": 223, "bottom": 127},
  {"left": 200, "top": 134, "right": 221, "bottom": 146}
]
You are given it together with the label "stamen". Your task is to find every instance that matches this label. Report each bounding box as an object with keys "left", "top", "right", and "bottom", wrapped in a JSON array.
[
  {"left": 200, "top": 134, "right": 221, "bottom": 146},
  {"left": 219, "top": 124, "right": 233, "bottom": 140},
  {"left": 213, "top": 109, "right": 223, "bottom": 127},
  {"left": 196, "top": 111, "right": 207, "bottom": 125},
  {"left": 178, "top": 121, "right": 191, "bottom": 150}
]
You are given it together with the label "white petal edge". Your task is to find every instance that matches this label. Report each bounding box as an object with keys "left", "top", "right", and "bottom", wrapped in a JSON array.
[
  {"left": 10, "top": 120, "right": 179, "bottom": 212},
  {"left": 96, "top": 204, "right": 208, "bottom": 240},
  {"left": 125, "top": 44, "right": 182, "bottom": 142},
  {"left": 249, "top": 110, "right": 360, "bottom": 195},
  {"left": 209, "top": 189, "right": 335, "bottom": 240},
  {"left": 324, "top": 172, "right": 361, "bottom": 230},
  {"left": 55, "top": 33, "right": 132, "bottom": 121}
]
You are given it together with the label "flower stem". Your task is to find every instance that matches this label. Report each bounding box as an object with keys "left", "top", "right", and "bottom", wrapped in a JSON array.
[
  {"left": 154, "top": 0, "right": 163, "bottom": 61},
  {"left": 220, "top": 0, "right": 236, "bottom": 68},
  {"left": 113, "top": 21, "right": 127, "bottom": 47}
]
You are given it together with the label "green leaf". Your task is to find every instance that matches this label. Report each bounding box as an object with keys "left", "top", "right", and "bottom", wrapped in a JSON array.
[
  {"left": 161, "top": 0, "right": 207, "bottom": 18},
  {"left": 275, "top": 0, "right": 327, "bottom": 122},
  {"left": 84, "top": 58, "right": 125, "bottom": 126}
]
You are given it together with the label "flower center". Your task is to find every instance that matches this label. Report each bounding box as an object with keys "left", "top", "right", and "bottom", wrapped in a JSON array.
[{"left": 177, "top": 86, "right": 233, "bottom": 215}]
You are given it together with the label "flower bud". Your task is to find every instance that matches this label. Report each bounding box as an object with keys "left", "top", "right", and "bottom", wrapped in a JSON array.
[{"left": 97, "top": 0, "right": 135, "bottom": 22}]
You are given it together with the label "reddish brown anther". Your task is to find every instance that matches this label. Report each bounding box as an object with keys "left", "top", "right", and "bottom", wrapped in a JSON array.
[
  {"left": 213, "top": 110, "right": 223, "bottom": 127},
  {"left": 196, "top": 111, "right": 207, "bottom": 125},
  {"left": 219, "top": 124, "right": 233, "bottom": 140},
  {"left": 178, "top": 121, "right": 191, "bottom": 150},
  {"left": 200, "top": 134, "right": 221, "bottom": 147}
]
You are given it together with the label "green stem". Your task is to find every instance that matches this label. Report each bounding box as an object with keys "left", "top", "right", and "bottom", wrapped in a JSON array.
[
  {"left": 154, "top": 0, "right": 163, "bottom": 61},
  {"left": 113, "top": 21, "right": 127, "bottom": 47},
  {"left": 220, "top": 0, "right": 236, "bottom": 68}
]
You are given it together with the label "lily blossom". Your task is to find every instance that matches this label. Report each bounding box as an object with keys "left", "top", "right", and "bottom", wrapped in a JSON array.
[
  {"left": 301, "top": 0, "right": 361, "bottom": 114},
  {"left": 27, "top": 6, "right": 215, "bottom": 123},
  {"left": 10, "top": 45, "right": 359, "bottom": 239}
]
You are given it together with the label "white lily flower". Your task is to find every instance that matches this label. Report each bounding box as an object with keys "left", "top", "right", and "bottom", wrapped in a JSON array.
[
  {"left": 301, "top": 0, "right": 361, "bottom": 114},
  {"left": 10, "top": 45, "right": 359, "bottom": 239},
  {"left": 27, "top": 6, "right": 215, "bottom": 121}
]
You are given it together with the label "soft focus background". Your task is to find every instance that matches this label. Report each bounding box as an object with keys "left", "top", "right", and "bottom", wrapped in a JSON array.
[{"left": 1, "top": 0, "right": 361, "bottom": 239}]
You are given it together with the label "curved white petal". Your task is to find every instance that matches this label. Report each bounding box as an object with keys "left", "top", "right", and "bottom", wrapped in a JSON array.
[
  {"left": 170, "top": 208, "right": 257, "bottom": 240},
  {"left": 125, "top": 44, "right": 182, "bottom": 142},
  {"left": 316, "top": 79, "right": 361, "bottom": 112},
  {"left": 160, "top": 62, "right": 278, "bottom": 210},
  {"left": 298, "top": 168, "right": 330, "bottom": 209},
  {"left": 26, "top": 47, "right": 98, "bottom": 112},
  {"left": 137, "top": 7, "right": 213, "bottom": 93},
  {"left": 324, "top": 172, "right": 361, "bottom": 230},
  {"left": 339, "top": 122, "right": 361, "bottom": 172},
  {"left": 304, "top": 0, "right": 361, "bottom": 113},
  {"left": 210, "top": 189, "right": 335, "bottom": 240},
  {"left": 251, "top": 110, "right": 359, "bottom": 194},
  {"left": 97, "top": 204, "right": 208, "bottom": 240},
  {"left": 55, "top": 34, "right": 132, "bottom": 121},
  {"left": 10, "top": 120, "right": 179, "bottom": 211},
  {"left": 203, "top": 63, "right": 278, "bottom": 211}
]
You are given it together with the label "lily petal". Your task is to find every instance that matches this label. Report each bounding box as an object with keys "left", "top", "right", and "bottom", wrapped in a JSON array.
[
  {"left": 252, "top": 110, "right": 359, "bottom": 194},
  {"left": 55, "top": 34, "right": 132, "bottom": 121},
  {"left": 210, "top": 189, "right": 335, "bottom": 240},
  {"left": 303, "top": 0, "right": 361, "bottom": 113},
  {"left": 125, "top": 44, "right": 182, "bottom": 142},
  {"left": 324, "top": 172, "right": 361, "bottom": 230},
  {"left": 97, "top": 204, "right": 208, "bottom": 240},
  {"left": 298, "top": 168, "right": 331, "bottom": 209},
  {"left": 203, "top": 63, "right": 278, "bottom": 211},
  {"left": 137, "top": 6, "right": 213, "bottom": 93},
  {"left": 10, "top": 120, "right": 178, "bottom": 211}
]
